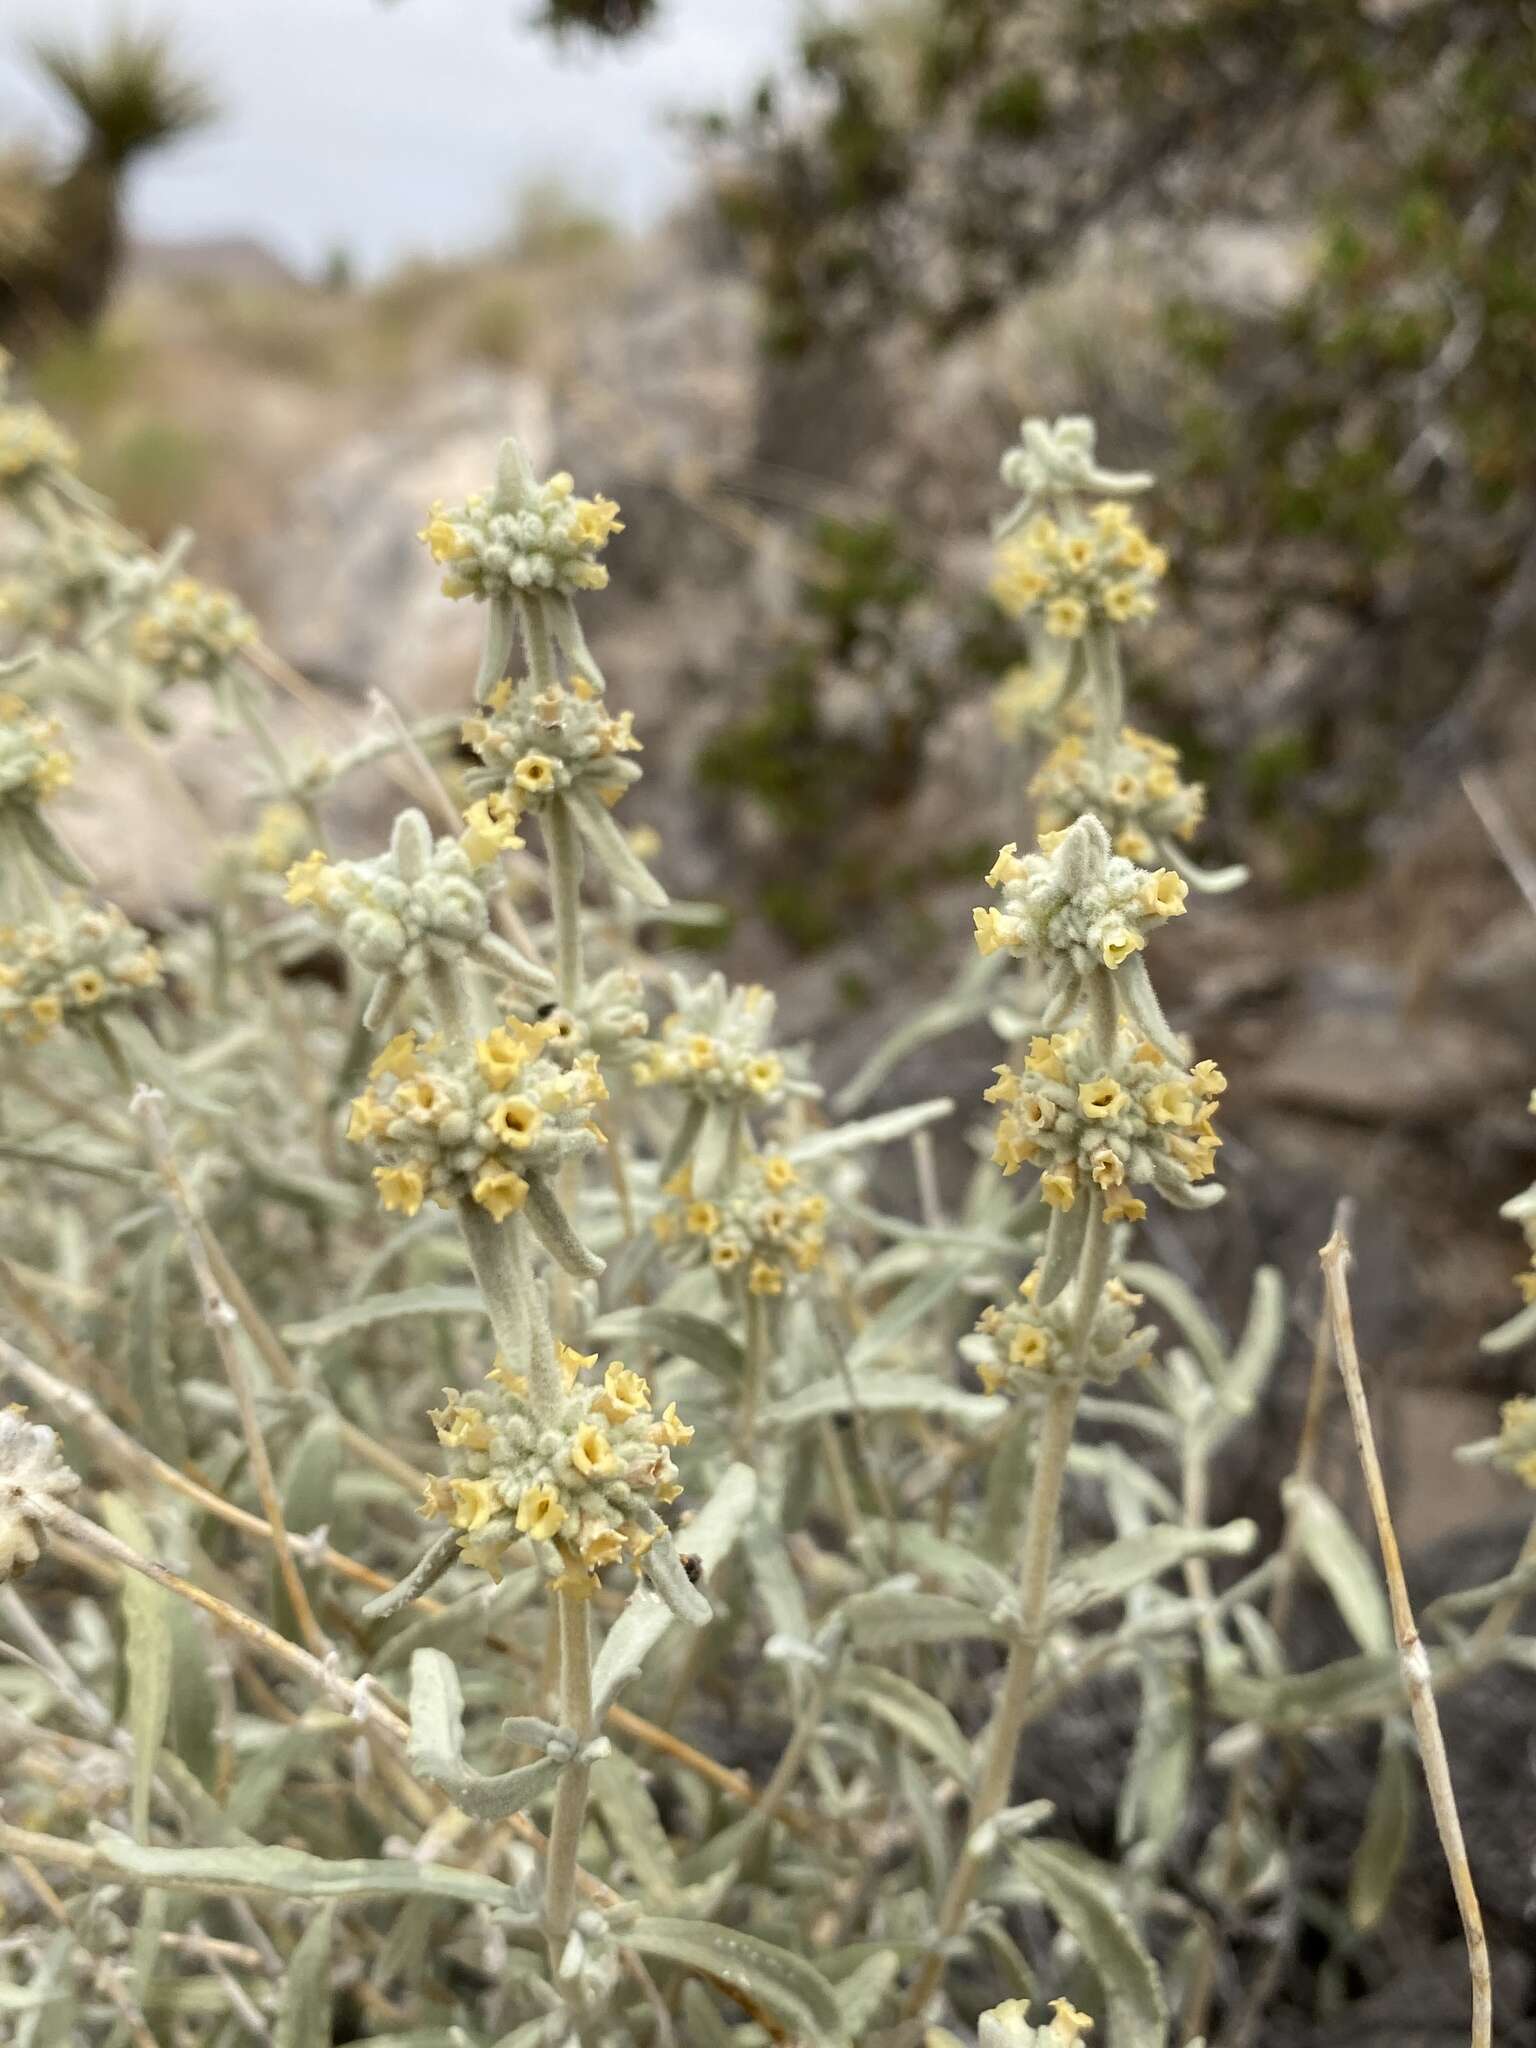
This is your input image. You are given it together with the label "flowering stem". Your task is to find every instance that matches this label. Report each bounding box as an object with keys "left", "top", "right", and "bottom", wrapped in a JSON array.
[
  {"left": 1084, "top": 618, "right": 1123, "bottom": 768},
  {"left": 542, "top": 1585, "right": 594, "bottom": 1954},
  {"left": 545, "top": 796, "right": 585, "bottom": 1008},
  {"left": 904, "top": 1376, "right": 1080, "bottom": 2023},
  {"left": 1069, "top": 1198, "right": 1111, "bottom": 1362},
  {"left": 738, "top": 1287, "right": 772, "bottom": 1461},
  {"left": 519, "top": 593, "right": 558, "bottom": 698}
]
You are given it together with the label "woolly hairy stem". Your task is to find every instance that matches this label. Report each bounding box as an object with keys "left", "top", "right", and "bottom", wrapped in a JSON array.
[
  {"left": 1321, "top": 1227, "right": 1491, "bottom": 2048},
  {"left": 519, "top": 591, "right": 558, "bottom": 697},
  {"left": 1068, "top": 1195, "right": 1111, "bottom": 1362},
  {"left": 457, "top": 1200, "right": 561, "bottom": 1412},
  {"left": 906, "top": 1377, "right": 1080, "bottom": 2021},
  {"left": 424, "top": 954, "right": 475, "bottom": 1055},
  {"left": 543, "top": 1586, "right": 594, "bottom": 1952},
  {"left": 738, "top": 1287, "right": 771, "bottom": 1461},
  {"left": 545, "top": 795, "right": 585, "bottom": 1008}
]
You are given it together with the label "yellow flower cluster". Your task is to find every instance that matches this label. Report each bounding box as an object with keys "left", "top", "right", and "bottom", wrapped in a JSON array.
[
  {"left": 0, "top": 692, "right": 72, "bottom": 811},
  {"left": 0, "top": 903, "right": 162, "bottom": 1044},
  {"left": 973, "top": 824, "right": 1187, "bottom": 979},
  {"left": 248, "top": 802, "right": 311, "bottom": 875},
  {"left": 988, "top": 1023, "right": 1226, "bottom": 1221},
  {"left": 0, "top": 401, "right": 78, "bottom": 490},
  {"left": 422, "top": 1342, "right": 692, "bottom": 1588},
  {"left": 632, "top": 972, "right": 813, "bottom": 1113},
  {"left": 461, "top": 670, "right": 642, "bottom": 818},
  {"left": 1031, "top": 728, "right": 1207, "bottom": 865},
  {"left": 0, "top": 526, "right": 143, "bottom": 640},
  {"left": 130, "top": 577, "right": 257, "bottom": 688},
  {"left": 964, "top": 1266, "right": 1155, "bottom": 1392},
  {"left": 420, "top": 464, "right": 622, "bottom": 602},
  {"left": 346, "top": 1020, "right": 605, "bottom": 1221},
  {"left": 652, "top": 1153, "right": 830, "bottom": 1297},
  {"left": 991, "top": 502, "right": 1167, "bottom": 640}
]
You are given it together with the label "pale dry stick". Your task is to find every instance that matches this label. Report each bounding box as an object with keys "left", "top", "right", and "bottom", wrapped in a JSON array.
[
  {"left": 1320, "top": 1227, "right": 1492, "bottom": 2048},
  {"left": 133, "top": 1087, "right": 329, "bottom": 1660}
]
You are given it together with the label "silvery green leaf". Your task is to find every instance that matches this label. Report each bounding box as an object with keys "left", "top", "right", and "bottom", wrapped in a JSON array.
[
  {"left": 644, "top": 1528, "right": 713, "bottom": 1626},
  {"left": 769, "top": 1372, "right": 1005, "bottom": 1432},
  {"left": 1049, "top": 1520, "right": 1258, "bottom": 1622},
  {"left": 568, "top": 784, "right": 668, "bottom": 906},
  {"left": 785, "top": 1097, "right": 953, "bottom": 1165},
  {"left": 679, "top": 1980, "right": 741, "bottom": 2048},
  {"left": 846, "top": 1260, "right": 966, "bottom": 1369},
  {"left": 829, "top": 1949, "right": 901, "bottom": 2031},
  {"left": 1118, "top": 1658, "right": 1194, "bottom": 1856},
  {"left": 744, "top": 1518, "right": 811, "bottom": 1643},
  {"left": 1120, "top": 1261, "right": 1226, "bottom": 1374},
  {"left": 585, "top": 1307, "right": 743, "bottom": 1380},
  {"left": 589, "top": 1750, "right": 681, "bottom": 1906},
  {"left": 1037, "top": 1195, "right": 1090, "bottom": 1304},
  {"left": 363, "top": 1528, "right": 464, "bottom": 1621},
  {"left": 1424, "top": 1551, "right": 1536, "bottom": 1627},
  {"left": 1348, "top": 1722, "right": 1415, "bottom": 1932},
  {"left": 1481, "top": 1295, "right": 1536, "bottom": 1354},
  {"left": 591, "top": 1463, "right": 756, "bottom": 1713},
  {"left": 841, "top": 1590, "right": 1007, "bottom": 1651},
  {"left": 407, "top": 1647, "right": 564, "bottom": 1820},
  {"left": 1213, "top": 1650, "right": 1419, "bottom": 1730},
  {"left": 1282, "top": 1479, "right": 1392, "bottom": 1655},
  {"left": 127, "top": 1228, "right": 188, "bottom": 1467},
  {"left": 100, "top": 1494, "right": 172, "bottom": 1842},
  {"left": 625, "top": 1916, "right": 850, "bottom": 2047},
  {"left": 657, "top": 1098, "right": 706, "bottom": 1184},
  {"left": 276, "top": 1903, "right": 335, "bottom": 2048},
  {"left": 868, "top": 1523, "right": 1013, "bottom": 1609},
  {"left": 1006, "top": 1838, "right": 1168, "bottom": 2048},
  {"left": 834, "top": 1663, "right": 972, "bottom": 1783},
  {"left": 281, "top": 1285, "right": 487, "bottom": 1349},
  {"left": 691, "top": 1100, "right": 741, "bottom": 1196},
  {"left": 833, "top": 960, "right": 1002, "bottom": 1114},
  {"left": 85, "top": 1834, "right": 533, "bottom": 1911},
  {"left": 1218, "top": 1265, "right": 1287, "bottom": 1417},
  {"left": 523, "top": 1173, "right": 605, "bottom": 1279}
]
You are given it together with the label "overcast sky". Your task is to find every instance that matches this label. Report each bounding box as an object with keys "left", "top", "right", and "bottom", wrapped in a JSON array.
[{"left": 0, "top": 0, "right": 819, "bottom": 277}]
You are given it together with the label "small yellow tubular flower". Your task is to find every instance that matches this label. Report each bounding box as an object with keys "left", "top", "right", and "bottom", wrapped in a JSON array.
[
  {"left": 1050, "top": 1999, "right": 1095, "bottom": 2043},
  {"left": 1140, "top": 869, "right": 1188, "bottom": 920},
  {"left": 28, "top": 994, "right": 62, "bottom": 1034},
  {"left": 1192, "top": 1058, "right": 1228, "bottom": 1097},
  {"left": 430, "top": 1404, "right": 492, "bottom": 1452},
  {"left": 985, "top": 842, "right": 1027, "bottom": 888},
  {"left": 597, "top": 1361, "right": 651, "bottom": 1422},
  {"left": 652, "top": 1400, "right": 694, "bottom": 1447},
  {"left": 1008, "top": 1324, "right": 1050, "bottom": 1370},
  {"left": 283, "top": 849, "right": 332, "bottom": 908},
  {"left": 67, "top": 968, "right": 105, "bottom": 1006},
  {"left": 516, "top": 1484, "right": 567, "bottom": 1541},
  {"left": 1044, "top": 596, "right": 1089, "bottom": 639},
  {"left": 748, "top": 1259, "right": 785, "bottom": 1296},
  {"left": 557, "top": 1343, "right": 598, "bottom": 1387},
  {"left": 346, "top": 1092, "right": 392, "bottom": 1144},
  {"left": 472, "top": 1169, "right": 528, "bottom": 1222},
  {"left": 761, "top": 1154, "right": 798, "bottom": 1192},
  {"left": 489, "top": 1095, "right": 543, "bottom": 1149},
  {"left": 973, "top": 906, "right": 1011, "bottom": 957},
  {"left": 1041, "top": 1169, "right": 1078, "bottom": 1212},
  {"left": 448, "top": 1477, "right": 502, "bottom": 1533},
  {"left": 685, "top": 1200, "right": 720, "bottom": 1236},
  {"left": 1103, "top": 1191, "right": 1147, "bottom": 1224},
  {"left": 571, "top": 1423, "right": 619, "bottom": 1478},
  {"left": 1078, "top": 1077, "right": 1128, "bottom": 1120},
  {"left": 1090, "top": 1148, "right": 1125, "bottom": 1189},
  {"left": 581, "top": 1527, "right": 627, "bottom": 1569},
  {"left": 419, "top": 507, "right": 472, "bottom": 562},
  {"left": 371, "top": 1032, "right": 420, "bottom": 1082},
  {"left": 1144, "top": 1080, "right": 1195, "bottom": 1126},
  {"left": 460, "top": 796, "right": 524, "bottom": 868},
  {"left": 374, "top": 1164, "right": 426, "bottom": 1216},
  {"left": 746, "top": 1054, "right": 783, "bottom": 1095},
  {"left": 512, "top": 752, "right": 558, "bottom": 793},
  {"left": 1100, "top": 926, "right": 1144, "bottom": 969}
]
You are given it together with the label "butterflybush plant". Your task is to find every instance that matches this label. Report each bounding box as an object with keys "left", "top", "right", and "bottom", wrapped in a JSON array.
[{"left": 0, "top": 360, "right": 1529, "bottom": 2048}]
